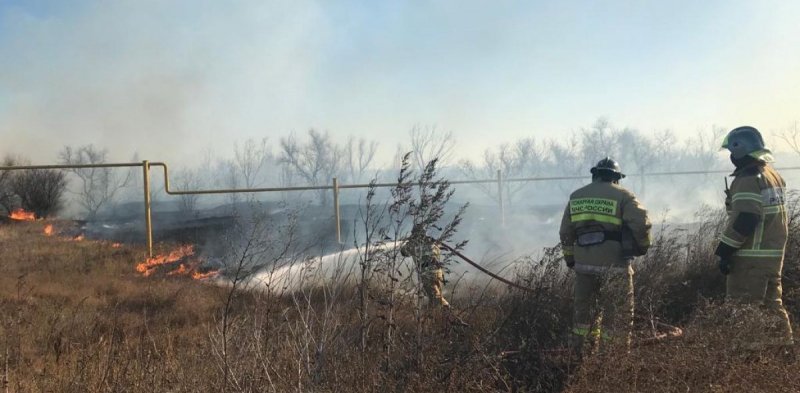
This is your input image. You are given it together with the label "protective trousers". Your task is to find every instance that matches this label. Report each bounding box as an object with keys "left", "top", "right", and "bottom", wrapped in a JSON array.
[
  {"left": 421, "top": 267, "right": 449, "bottom": 307},
  {"left": 726, "top": 257, "right": 794, "bottom": 348},
  {"left": 572, "top": 266, "right": 634, "bottom": 350}
]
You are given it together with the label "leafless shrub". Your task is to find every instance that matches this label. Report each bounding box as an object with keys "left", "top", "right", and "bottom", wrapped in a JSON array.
[
  {"left": 173, "top": 167, "right": 203, "bottom": 217},
  {"left": 0, "top": 155, "right": 22, "bottom": 215},
  {"left": 10, "top": 169, "right": 67, "bottom": 218},
  {"left": 58, "top": 145, "right": 133, "bottom": 219}
]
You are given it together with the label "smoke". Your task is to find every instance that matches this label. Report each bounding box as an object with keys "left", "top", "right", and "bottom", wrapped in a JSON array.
[
  {"left": 0, "top": 1, "right": 327, "bottom": 165},
  {"left": 5, "top": 1, "right": 800, "bottom": 284}
]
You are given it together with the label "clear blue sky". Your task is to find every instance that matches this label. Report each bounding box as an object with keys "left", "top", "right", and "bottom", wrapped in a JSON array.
[{"left": 1, "top": 0, "right": 799, "bottom": 164}]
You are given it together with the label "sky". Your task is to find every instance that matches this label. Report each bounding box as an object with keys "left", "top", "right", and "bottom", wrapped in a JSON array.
[{"left": 1, "top": 0, "right": 800, "bottom": 165}]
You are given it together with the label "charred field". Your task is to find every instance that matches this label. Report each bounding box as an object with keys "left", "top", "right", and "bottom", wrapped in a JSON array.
[{"left": 1, "top": 209, "right": 799, "bottom": 393}]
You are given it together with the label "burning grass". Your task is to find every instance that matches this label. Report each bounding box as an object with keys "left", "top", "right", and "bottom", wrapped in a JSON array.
[
  {"left": 8, "top": 208, "right": 35, "bottom": 221},
  {"left": 135, "top": 244, "right": 220, "bottom": 280}
]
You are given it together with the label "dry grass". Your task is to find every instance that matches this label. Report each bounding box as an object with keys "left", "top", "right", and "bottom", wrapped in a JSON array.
[
  {"left": 0, "top": 217, "right": 798, "bottom": 392},
  {"left": 0, "top": 221, "right": 226, "bottom": 392},
  {"left": 565, "top": 302, "right": 800, "bottom": 393},
  {"left": 0, "top": 221, "right": 512, "bottom": 392}
]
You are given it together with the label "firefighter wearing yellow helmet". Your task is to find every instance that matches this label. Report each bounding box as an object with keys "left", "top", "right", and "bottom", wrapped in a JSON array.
[
  {"left": 401, "top": 224, "right": 450, "bottom": 308},
  {"left": 716, "top": 126, "right": 794, "bottom": 349},
  {"left": 559, "top": 158, "right": 651, "bottom": 351}
]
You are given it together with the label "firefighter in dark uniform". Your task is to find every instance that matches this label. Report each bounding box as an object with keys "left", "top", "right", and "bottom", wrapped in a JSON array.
[
  {"left": 716, "top": 126, "right": 794, "bottom": 349},
  {"left": 559, "top": 158, "right": 652, "bottom": 350},
  {"left": 401, "top": 225, "right": 450, "bottom": 308}
]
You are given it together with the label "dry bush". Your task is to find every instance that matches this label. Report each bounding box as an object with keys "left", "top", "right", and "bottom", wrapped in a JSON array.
[
  {"left": 486, "top": 247, "right": 576, "bottom": 392},
  {"left": 0, "top": 155, "right": 22, "bottom": 215},
  {"left": 10, "top": 169, "right": 68, "bottom": 218},
  {"left": 634, "top": 208, "right": 727, "bottom": 326},
  {"left": 565, "top": 302, "right": 799, "bottom": 393}
]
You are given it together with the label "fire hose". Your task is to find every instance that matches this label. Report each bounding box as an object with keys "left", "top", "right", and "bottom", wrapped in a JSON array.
[
  {"left": 435, "top": 241, "right": 536, "bottom": 293},
  {"left": 435, "top": 241, "right": 684, "bottom": 343}
]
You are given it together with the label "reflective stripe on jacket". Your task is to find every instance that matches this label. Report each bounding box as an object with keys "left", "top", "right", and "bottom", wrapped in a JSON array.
[
  {"left": 559, "top": 180, "right": 651, "bottom": 269},
  {"left": 719, "top": 164, "right": 788, "bottom": 259}
]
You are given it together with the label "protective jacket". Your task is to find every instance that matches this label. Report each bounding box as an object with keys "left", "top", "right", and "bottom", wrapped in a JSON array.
[
  {"left": 716, "top": 162, "right": 794, "bottom": 347},
  {"left": 400, "top": 238, "right": 442, "bottom": 268},
  {"left": 559, "top": 180, "right": 651, "bottom": 274},
  {"left": 400, "top": 238, "right": 449, "bottom": 307},
  {"left": 718, "top": 163, "right": 787, "bottom": 257}
]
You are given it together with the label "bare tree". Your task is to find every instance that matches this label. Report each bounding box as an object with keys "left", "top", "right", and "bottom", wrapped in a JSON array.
[
  {"left": 233, "top": 137, "right": 272, "bottom": 189},
  {"left": 344, "top": 136, "right": 378, "bottom": 184},
  {"left": 381, "top": 143, "right": 408, "bottom": 182},
  {"left": 59, "top": 145, "right": 132, "bottom": 219},
  {"left": 11, "top": 169, "right": 68, "bottom": 218},
  {"left": 774, "top": 121, "right": 800, "bottom": 156},
  {"left": 0, "top": 155, "right": 22, "bottom": 215},
  {"left": 459, "top": 137, "right": 544, "bottom": 206},
  {"left": 580, "top": 117, "right": 619, "bottom": 165},
  {"left": 279, "top": 129, "right": 342, "bottom": 206},
  {"left": 547, "top": 134, "right": 585, "bottom": 196},
  {"left": 174, "top": 168, "right": 203, "bottom": 218},
  {"left": 409, "top": 124, "right": 456, "bottom": 172},
  {"left": 683, "top": 125, "right": 726, "bottom": 173},
  {"left": 220, "top": 159, "right": 241, "bottom": 210},
  {"left": 617, "top": 128, "right": 671, "bottom": 196}
]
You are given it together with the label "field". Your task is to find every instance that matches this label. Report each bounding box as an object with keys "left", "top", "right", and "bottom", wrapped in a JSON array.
[{"left": 0, "top": 215, "right": 799, "bottom": 392}]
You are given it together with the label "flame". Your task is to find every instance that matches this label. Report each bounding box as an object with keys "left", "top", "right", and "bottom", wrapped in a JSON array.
[
  {"left": 167, "top": 264, "right": 188, "bottom": 276},
  {"left": 136, "top": 245, "right": 195, "bottom": 277},
  {"left": 43, "top": 224, "right": 54, "bottom": 236},
  {"left": 72, "top": 234, "right": 85, "bottom": 242},
  {"left": 135, "top": 245, "right": 217, "bottom": 280},
  {"left": 9, "top": 209, "right": 35, "bottom": 221},
  {"left": 111, "top": 243, "right": 122, "bottom": 248},
  {"left": 192, "top": 270, "right": 219, "bottom": 280}
]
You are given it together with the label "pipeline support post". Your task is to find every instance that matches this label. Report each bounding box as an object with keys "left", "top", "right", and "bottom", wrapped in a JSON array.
[
  {"left": 332, "top": 177, "right": 342, "bottom": 244},
  {"left": 497, "top": 169, "right": 505, "bottom": 227},
  {"left": 142, "top": 160, "right": 153, "bottom": 258}
]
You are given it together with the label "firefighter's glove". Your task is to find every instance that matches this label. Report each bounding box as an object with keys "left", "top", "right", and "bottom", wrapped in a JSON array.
[
  {"left": 564, "top": 255, "right": 575, "bottom": 269},
  {"left": 714, "top": 242, "right": 737, "bottom": 276},
  {"left": 717, "top": 256, "right": 731, "bottom": 275}
]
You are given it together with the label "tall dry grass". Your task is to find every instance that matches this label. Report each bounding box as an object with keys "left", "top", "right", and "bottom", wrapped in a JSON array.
[{"left": 0, "top": 196, "right": 798, "bottom": 392}]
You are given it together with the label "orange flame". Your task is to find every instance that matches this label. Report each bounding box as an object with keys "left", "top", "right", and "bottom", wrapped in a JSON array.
[
  {"left": 136, "top": 245, "right": 195, "bottom": 277},
  {"left": 9, "top": 209, "right": 35, "bottom": 221},
  {"left": 167, "top": 264, "right": 188, "bottom": 276},
  {"left": 192, "top": 270, "right": 219, "bottom": 280},
  {"left": 111, "top": 243, "right": 122, "bottom": 248},
  {"left": 72, "top": 234, "right": 85, "bottom": 242},
  {"left": 43, "top": 224, "right": 54, "bottom": 236}
]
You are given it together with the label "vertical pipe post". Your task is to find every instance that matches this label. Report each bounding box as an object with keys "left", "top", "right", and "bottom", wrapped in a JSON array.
[
  {"left": 142, "top": 160, "right": 153, "bottom": 258},
  {"left": 497, "top": 169, "right": 505, "bottom": 227},
  {"left": 333, "top": 177, "right": 342, "bottom": 244}
]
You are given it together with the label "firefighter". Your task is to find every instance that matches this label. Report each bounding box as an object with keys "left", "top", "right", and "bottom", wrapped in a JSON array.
[
  {"left": 401, "top": 225, "right": 450, "bottom": 308},
  {"left": 559, "top": 158, "right": 651, "bottom": 351},
  {"left": 716, "top": 126, "right": 794, "bottom": 349}
]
